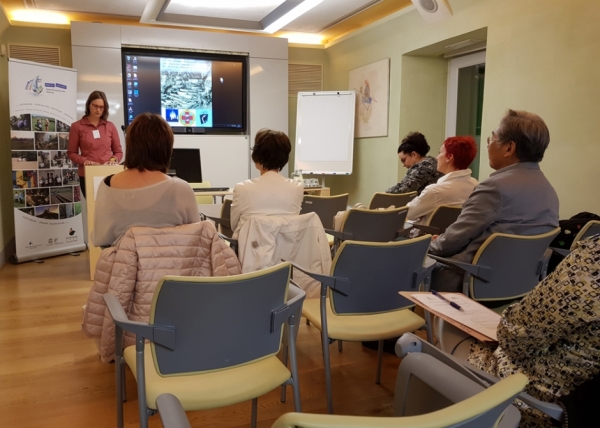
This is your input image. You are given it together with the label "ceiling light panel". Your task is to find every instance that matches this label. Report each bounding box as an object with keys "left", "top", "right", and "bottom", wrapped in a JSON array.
[
  {"left": 165, "top": 1, "right": 286, "bottom": 21},
  {"left": 31, "top": 0, "right": 148, "bottom": 17},
  {"left": 281, "top": 0, "right": 379, "bottom": 32}
]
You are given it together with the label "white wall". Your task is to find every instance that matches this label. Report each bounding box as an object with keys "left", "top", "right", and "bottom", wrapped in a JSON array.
[{"left": 71, "top": 22, "right": 289, "bottom": 188}]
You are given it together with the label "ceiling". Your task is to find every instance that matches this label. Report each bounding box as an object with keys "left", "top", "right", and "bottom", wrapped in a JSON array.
[{"left": 2, "top": 0, "right": 415, "bottom": 46}]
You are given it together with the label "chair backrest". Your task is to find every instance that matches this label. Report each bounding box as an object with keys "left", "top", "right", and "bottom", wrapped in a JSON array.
[
  {"left": 394, "top": 353, "right": 526, "bottom": 427},
  {"left": 470, "top": 228, "right": 560, "bottom": 301},
  {"left": 300, "top": 193, "right": 349, "bottom": 229},
  {"left": 329, "top": 236, "right": 431, "bottom": 315},
  {"left": 188, "top": 181, "right": 212, "bottom": 204},
  {"left": 368, "top": 191, "right": 417, "bottom": 210},
  {"left": 219, "top": 198, "right": 233, "bottom": 238},
  {"left": 270, "top": 352, "right": 527, "bottom": 428},
  {"left": 149, "top": 263, "right": 292, "bottom": 375},
  {"left": 571, "top": 220, "right": 600, "bottom": 249},
  {"left": 340, "top": 207, "right": 408, "bottom": 242},
  {"left": 426, "top": 205, "right": 462, "bottom": 233}
]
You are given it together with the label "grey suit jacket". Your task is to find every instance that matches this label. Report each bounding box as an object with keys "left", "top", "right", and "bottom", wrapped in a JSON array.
[{"left": 429, "top": 162, "right": 559, "bottom": 263}]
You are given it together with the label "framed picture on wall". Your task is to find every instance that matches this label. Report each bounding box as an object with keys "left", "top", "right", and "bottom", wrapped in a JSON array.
[{"left": 348, "top": 58, "right": 390, "bottom": 138}]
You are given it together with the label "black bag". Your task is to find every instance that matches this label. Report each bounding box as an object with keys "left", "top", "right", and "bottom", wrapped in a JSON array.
[{"left": 548, "top": 212, "right": 600, "bottom": 273}]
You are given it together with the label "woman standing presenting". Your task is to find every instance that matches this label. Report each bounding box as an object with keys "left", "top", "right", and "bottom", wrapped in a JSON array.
[{"left": 68, "top": 90, "right": 123, "bottom": 197}]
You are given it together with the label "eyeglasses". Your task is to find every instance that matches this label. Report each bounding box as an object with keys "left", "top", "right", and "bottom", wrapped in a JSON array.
[
  {"left": 90, "top": 104, "right": 105, "bottom": 110},
  {"left": 487, "top": 136, "right": 501, "bottom": 146}
]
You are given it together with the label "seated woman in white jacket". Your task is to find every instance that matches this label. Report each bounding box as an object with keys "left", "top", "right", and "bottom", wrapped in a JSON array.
[
  {"left": 230, "top": 129, "right": 304, "bottom": 238},
  {"left": 406, "top": 135, "right": 479, "bottom": 224}
]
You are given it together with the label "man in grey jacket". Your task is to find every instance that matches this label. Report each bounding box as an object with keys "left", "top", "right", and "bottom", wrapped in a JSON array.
[{"left": 429, "top": 109, "right": 559, "bottom": 292}]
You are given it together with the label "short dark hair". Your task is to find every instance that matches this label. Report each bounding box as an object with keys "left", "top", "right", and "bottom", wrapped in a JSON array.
[
  {"left": 123, "top": 113, "right": 173, "bottom": 173},
  {"left": 251, "top": 129, "right": 291, "bottom": 171},
  {"left": 397, "top": 132, "right": 430, "bottom": 156},
  {"left": 443, "top": 136, "right": 478, "bottom": 170},
  {"left": 496, "top": 109, "right": 550, "bottom": 162},
  {"left": 85, "top": 90, "right": 109, "bottom": 121}
]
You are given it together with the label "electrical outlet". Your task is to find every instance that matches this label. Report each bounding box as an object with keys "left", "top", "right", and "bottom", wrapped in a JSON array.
[{"left": 0, "top": 44, "right": 6, "bottom": 56}]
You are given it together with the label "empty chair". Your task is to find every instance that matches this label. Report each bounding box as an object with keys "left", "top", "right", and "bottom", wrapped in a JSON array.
[
  {"left": 203, "top": 198, "right": 233, "bottom": 238},
  {"left": 300, "top": 193, "right": 348, "bottom": 229},
  {"left": 156, "top": 354, "right": 528, "bottom": 428},
  {"left": 103, "top": 262, "right": 305, "bottom": 428},
  {"left": 188, "top": 181, "right": 213, "bottom": 204},
  {"left": 430, "top": 228, "right": 560, "bottom": 305},
  {"left": 326, "top": 207, "right": 409, "bottom": 248},
  {"left": 295, "top": 237, "right": 435, "bottom": 413},
  {"left": 369, "top": 191, "right": 416, "bottom": 209},
  {"left": 412, "top": 204, "right": 462, "bottom": 235},
  {"left": 396, "top": 332, "right": 564, "bottom": 427}
]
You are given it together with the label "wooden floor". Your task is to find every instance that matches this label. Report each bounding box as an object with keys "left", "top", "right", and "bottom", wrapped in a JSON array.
[{"left": 0, "top": 252, "right": 403, "bottom": 427}]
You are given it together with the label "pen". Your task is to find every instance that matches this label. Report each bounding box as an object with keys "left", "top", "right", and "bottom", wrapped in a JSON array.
[{"left": 431, "top": 290, "right": 462, "bottom": 311}]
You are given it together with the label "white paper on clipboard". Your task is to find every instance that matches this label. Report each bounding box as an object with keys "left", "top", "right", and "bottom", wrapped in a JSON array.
[{"left": 411, "top": 293, "right": 501, "bottom": 341}]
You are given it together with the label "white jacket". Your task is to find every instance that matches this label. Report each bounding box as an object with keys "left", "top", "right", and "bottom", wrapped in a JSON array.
[
  {"left": 236, "top": 213, "right": 332, "bottom": 298},
  {"left": 230, "top": 171, "right": 304, "bottom": 238},
  {"left": 406, "top": 169, "right": 478, "bottom": 224}
]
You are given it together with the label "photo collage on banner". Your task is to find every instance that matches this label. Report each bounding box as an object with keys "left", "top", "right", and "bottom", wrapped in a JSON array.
[
  {"left": 11, "top": 113, "right": 81, "bottom": 220},
  {"left": 8, "top": 59, "right": 85, "bottom": 263}
]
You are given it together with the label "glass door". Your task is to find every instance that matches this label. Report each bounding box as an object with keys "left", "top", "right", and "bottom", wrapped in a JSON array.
[{"left": 445, "top": 51, "right": 486, "bottom": 179}]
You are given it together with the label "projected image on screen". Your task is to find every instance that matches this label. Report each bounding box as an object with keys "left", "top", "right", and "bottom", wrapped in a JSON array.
[
  {"left": 121, "top": 48, "right": 247, "bottom": 134},
  {"left": 161, "top": 58, "right": 213, "bottom": 127}
]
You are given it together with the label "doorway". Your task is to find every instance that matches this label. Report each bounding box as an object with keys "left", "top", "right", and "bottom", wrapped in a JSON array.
[{"left": 445, "top": 51, "right": 486, "bottom": 179}]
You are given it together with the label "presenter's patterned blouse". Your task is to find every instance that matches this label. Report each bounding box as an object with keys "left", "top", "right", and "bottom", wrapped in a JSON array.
[{"left": 468, "top": 234, "right": 600, "bottom": 427}]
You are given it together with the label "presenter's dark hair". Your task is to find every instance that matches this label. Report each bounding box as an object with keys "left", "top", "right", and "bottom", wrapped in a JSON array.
[
  {"left": 397, "top": 132, "right": 430, "bottom": 157},
  {"left": 251, "top": 129, "right": 291, "bottom": 171},
  {"left": 496, "top": 109, "right": 550, "bottom": 162},
  {"left": 84, "top": 90, "right": 110, "bottom": 121},
  {"left": 124, "top": 113, "right": 173, "bottom": 173},
  {"left": 443, "top": 136, "right": 478, "bottom": 170}
]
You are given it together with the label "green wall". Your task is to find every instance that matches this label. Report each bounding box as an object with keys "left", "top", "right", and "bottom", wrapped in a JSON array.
[
  {"left": 0, "top": 9, "right": 72, "bottom": 263},
  {"left": 291, "top": 0, "right": 600, "bottom": 217}
]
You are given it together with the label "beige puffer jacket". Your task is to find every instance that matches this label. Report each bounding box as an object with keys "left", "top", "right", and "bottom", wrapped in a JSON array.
[{"left": 82, "top": 222, "right": 241, "bottom": 362}]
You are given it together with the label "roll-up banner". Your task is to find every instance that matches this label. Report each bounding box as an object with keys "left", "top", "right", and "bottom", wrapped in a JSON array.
[{"left": 8, "top": 59, "right": 86, "bottom": 263}]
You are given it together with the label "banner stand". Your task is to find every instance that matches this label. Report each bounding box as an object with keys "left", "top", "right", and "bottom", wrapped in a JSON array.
[{"left": 8, "top": 59, "right": 86, "bottom": 263}]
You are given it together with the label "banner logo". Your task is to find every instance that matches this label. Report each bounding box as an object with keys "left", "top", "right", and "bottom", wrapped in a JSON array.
[{"left": 25, "top": 75, "right": 44, "bottom": 95}]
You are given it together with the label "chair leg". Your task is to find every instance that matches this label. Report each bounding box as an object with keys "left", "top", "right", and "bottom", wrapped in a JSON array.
[
  {"left": 251, "top": 398, "right": 258, "bottom": 428},
  {"left": 321, "top": 329, "right": 334, "bottom": 414},
  {"left": 376, "top": 340, "right": 383, "bottom": 385},
  {"left": 338, "top": 340, "right": 343, "bottom": 352},
  {"left": 288, "top": 323, "right": 302, "bottom": 413},
  {"left": 280, "top": 344, "right": 289, "bottom": 403},
  {"left": 424, "top": 310, "right": 433, "bottom": 343},
  {"left": 116, "top": 355, "right": 125, "bottom": 428}
]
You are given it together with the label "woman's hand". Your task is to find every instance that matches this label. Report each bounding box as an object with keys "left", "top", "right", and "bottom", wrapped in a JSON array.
[
  {"left": 105, "top": 158, "right": 119, "bottom": 165},
  {"left": 83, "top": 160, "right": 100, "bottom": 166},
  {"left": 431, "top": 234, "right": 440, "bottom": 241}
]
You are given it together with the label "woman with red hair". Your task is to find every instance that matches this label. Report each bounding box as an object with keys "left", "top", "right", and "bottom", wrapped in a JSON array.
[{"left": 406, "top": 136, "right": 478, "bottom": 224}]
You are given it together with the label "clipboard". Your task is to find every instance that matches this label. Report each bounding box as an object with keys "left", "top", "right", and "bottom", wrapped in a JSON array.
[{"left": 400, "top": 291, "right": 500, "bottom": 342}]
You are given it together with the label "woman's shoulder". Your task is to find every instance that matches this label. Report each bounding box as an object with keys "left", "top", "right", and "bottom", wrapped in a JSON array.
[{"left": 168, "top": 176, "right": 196, "bottom": 192}]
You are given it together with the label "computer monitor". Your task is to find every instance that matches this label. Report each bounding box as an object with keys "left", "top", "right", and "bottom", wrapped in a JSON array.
[{"left": 169, "top": 148, "right": 202, "bottom": 183}]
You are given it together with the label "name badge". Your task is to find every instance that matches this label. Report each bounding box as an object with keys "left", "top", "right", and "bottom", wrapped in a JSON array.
[{"left": 92, "top": 130, "right": 100, "bottom": 139}]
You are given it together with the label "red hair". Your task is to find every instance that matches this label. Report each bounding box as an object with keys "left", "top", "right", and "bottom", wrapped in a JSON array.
[{"left": 443, "top": 136, "right": 477, "bottom": 170}]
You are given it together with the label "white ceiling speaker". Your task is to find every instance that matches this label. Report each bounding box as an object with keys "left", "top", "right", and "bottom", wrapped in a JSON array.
[{"left": 411, "top": 0, "right": 453, "bottom": 24}]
